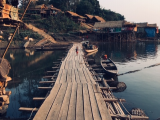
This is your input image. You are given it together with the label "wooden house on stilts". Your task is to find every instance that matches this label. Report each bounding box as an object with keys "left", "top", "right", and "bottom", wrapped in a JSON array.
[
  {"left": 136, "top": 22, "right": 159, "bottom": 40},
  {"left": 65, "top": 11, "right": 86, "bottom": 23},
  {"left": 94, "top": 21, "right": 137, "bottom": 42},
  {"left": 28, "top": 4, "right": 62, "bottom": 17},
  {"left": 0, "top": 0, "right": 21, "bottom": 27}
]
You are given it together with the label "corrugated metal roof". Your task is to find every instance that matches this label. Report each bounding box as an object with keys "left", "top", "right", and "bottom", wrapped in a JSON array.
[
  {"left": 136, "top": 23, "right": 157, "bottom": 28},
  {"left": 147, "top": 24, "right": 157, "bottom": 27},
  {"left": 94, "top": 21, "right": 124, "bottom": 28},
  {"left": 136, "top": 22, "right": 148, "bottom": 27}
]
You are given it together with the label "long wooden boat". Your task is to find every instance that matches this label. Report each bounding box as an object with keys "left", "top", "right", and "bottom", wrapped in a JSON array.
[
  {"left": 101, "top": 58, "right": 118, "bottom": 76},
  {"left": 86, "top": 49, "right": 98, "bottom": 56},
  {"left": 85, "top": 48, "right": 98, "bottom": 53}
]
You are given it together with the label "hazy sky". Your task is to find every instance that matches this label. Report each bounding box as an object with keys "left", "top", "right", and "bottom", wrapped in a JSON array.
[{"left": 98, "top": 0, "right": 160, "bottom": 27}]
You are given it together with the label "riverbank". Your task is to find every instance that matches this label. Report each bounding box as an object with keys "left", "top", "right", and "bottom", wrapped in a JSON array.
[
  {"left": 0, "top": 33, "right": 159, "bottom": 49},
  {"left": 0, "top": 33, "right": 93, "bottom": 49}
]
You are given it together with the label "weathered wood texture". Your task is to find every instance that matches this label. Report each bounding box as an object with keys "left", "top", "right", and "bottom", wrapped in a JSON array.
[{"left": 34, "top": 43, "right": 112, "bottom": 120}]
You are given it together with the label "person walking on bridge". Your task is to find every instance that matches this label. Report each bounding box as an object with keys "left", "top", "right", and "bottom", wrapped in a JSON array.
[{"left": 76, "top": 46, "right": 78, "bottom": 55}]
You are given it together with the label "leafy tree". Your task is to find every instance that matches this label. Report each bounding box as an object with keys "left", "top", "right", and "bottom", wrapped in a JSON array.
[
  {"left": 76, "top": 0, "right": 125, "bottom": 21},
  {"left": 49, "top": 0, "right": 70, "bottom": 11},
  {"left": 36, "top": 0, "right": 50, "bottom": 5},
  {"left": 35, "top": 13, "right": 80, "bottom": 33},
  {"left": 76, "top": 0, "right": 94, "bottom": 15}
]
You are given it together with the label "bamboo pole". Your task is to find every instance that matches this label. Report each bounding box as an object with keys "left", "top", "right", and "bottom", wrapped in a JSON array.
[{"left": 1, "top": 0, "right": 32, "bottom": 61}]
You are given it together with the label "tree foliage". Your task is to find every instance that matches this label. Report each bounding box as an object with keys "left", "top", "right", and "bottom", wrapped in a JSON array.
[
  {"left": 35, "top": 13, "right": 80, "bottom": 33},
  {"left": 76, "top": 0, "right": 124, "bottom": 21},
  {"left": 49, "top": 0, "right": 70, "bottom": 11},
  {"left": 48, "top": 0, "right": 124, "bottom": 21}
]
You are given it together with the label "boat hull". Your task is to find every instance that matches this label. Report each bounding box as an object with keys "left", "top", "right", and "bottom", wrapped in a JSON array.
[
  {"left": 101, "top": 58, "right": 118, "bottom": 76},
  {"left": 85, "top": 48, "right": 98, "bottom": 53}
]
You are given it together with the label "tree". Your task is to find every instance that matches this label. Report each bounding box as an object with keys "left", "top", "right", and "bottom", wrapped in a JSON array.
[
  {"left": 76, "top": 0, "right": 94, "bottom": 15},
  {"left": 76, "top": 0, "right": 125, "bottom": 21},
  {"left": 49, "top": 0, "right": 70, "bottom": 11},
  {"left": 36, "top": 0, "right": 49, "bottom": 5}
]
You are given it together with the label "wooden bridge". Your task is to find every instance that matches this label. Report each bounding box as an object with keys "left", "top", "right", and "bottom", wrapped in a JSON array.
[
  {"left": 33, "top": 43, "right": 112, "bottom": 120},
  {"left": 29, "top": 43, "right": 149, "bottom": 120}
]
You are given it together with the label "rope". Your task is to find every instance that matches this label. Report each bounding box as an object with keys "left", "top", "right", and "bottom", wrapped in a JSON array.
[
  {"left": 120, "top": 100, "right": 131, "bottom": 119},
  {"left": 27, "top": 107, "right": 36, "bottom": 120},
  {"left": 118, "top": 62, "right": 160, "bottom": 76},
  {"left": 1, "top": 0, "right": 32, "bottom": 61}
]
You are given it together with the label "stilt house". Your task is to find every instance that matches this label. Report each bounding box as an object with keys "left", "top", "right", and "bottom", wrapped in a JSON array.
[
  {"left": 65, "top": 11, "right": 86, "bottom": 23},
  {"left": 0, "top": 0, "right": 21, "bottom": 27},
  {"left": 91, "top": 16, "right": 106, "bottom": 23},
  {"left": 44, "top": 5, "right": 62, "bottom": 17},
  {"left": 94, "top": 20, "right": 137, "bottom": 42},
  {"left": 29, "top": 4, "right": 46, "bottom": 14},
  {"left": 84, "top": 14, "right": 94, "bottom": 23},
  {"left": 136, "top": 22, "right": 158, "bottom": 38}
]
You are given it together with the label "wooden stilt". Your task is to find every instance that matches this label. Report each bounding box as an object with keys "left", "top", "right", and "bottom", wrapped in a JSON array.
[
  {"left": 47, "top": 71, "right": 58, "bottom": 73},
  {"left": 99, "top": 87, "right": 117, "bottom": 90},
  {"left": 33, "top": 97, "right": 45, "bottom": 101},
  {"left": 42, "top": 76, "right": 53, "bottom": 78},
  {"left": 104, "top": 98, "right": 126, "bottom": 102},
  {"left": 19, "top": 107, "right": 38, "bottom": 112},
  {"left": 38, "top": 87, "right": 52, "bottom": 90},
  {"left": 39, "top": 81, "right": 55, "bottom": 83}
]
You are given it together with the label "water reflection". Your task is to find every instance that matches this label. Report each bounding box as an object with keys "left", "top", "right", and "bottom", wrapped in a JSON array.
[
  {"left": 95, "top": 41, "right": 158, "bottom": 62},
  {"left": 0, "top": 49, "right": 64, "bottom": 119},
  {"left": 91, "top": 41, "right": 160, "bottom": 119}
]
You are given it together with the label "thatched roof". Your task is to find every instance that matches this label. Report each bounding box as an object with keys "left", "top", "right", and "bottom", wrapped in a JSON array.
[
  {"left": 81, "top": 23, "right": 93, "bottom": 29},
  {"left": 35, "top": 4, "right": 46, "bottom": 9},
  {"left": 66, "top": 11, "right": 85, "bottom": 19},
  {"left": 93, "top": 16, "right": 106, "bottom": 22},
  {"left": 85, "top": 14, "right": 94, "bottom": 19},
  {"left": 47, "top": 5, "right": 54, "bottom": 9},
  {"left": 136, "top": 22, "right": 148, "bottom": 27},
  {"left": 94, "top": 21, "right": 124, "bottom": 28},
  {"left": 79, "top": 30, "right": 87, "bottom": 33},
  {"left": 123, "top": 21, "right": 137, "bottom": 27}
]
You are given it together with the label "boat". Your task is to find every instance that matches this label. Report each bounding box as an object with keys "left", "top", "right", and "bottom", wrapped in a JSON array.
[
  {"left": 86, "top": 49, "right": 98, "bottom": 56},
  {"left": 85, "top": 45, "right": 98, "bottom": 53},
  {"left": 101, "top": 57, "right": 118, "bottom": 76},
  {"left": 81, "top": 40, "right": 89, "bottom": 45},
  {"left": 85, "top": 48, "right": 98, "bottom": 53},
  {"left": 130, "top": 108, "right": 149, "bottom": 119}
]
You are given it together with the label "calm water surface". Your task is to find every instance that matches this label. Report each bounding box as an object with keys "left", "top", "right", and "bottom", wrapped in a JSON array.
[
  {"left": 90, "top": 41, "right": 160, "bottom": 119},
  {"left": 1, "top": 41, "right": 160, "bottom": 119},
  {"left": 0, "top": 49, "right": 65, "bottom": 119}
]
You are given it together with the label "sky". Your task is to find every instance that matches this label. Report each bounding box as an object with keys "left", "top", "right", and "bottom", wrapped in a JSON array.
[{"left": 98, "top": 0, "right": 160, "bottom": 27}]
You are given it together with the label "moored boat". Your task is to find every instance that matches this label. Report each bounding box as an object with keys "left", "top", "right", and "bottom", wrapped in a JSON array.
[
  {"left": 85, "top": 45, "right": 98, "bottom": 53},
  {"left": 86, "top": 49, "right": 98, "bottom": 56},
  {"left": 85, "top": 48, "right": 98, "bottom": 53},
  {"left": 101, "top": 57, "right": 118, "bottom": 76}
]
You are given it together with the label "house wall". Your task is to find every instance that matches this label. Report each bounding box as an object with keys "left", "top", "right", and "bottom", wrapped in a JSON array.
[
  {"left": 137, "top": 27, "right": 145, "bottom": 33},
  {"left": 144, "top": 27, "right": 156, "bottom": 37}
]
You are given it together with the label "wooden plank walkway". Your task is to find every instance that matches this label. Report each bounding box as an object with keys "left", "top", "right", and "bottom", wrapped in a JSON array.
[{"left": 34, "top": 43, "right": 112, "bottom": 120}]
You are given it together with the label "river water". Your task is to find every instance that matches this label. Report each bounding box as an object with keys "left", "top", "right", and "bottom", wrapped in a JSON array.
[
  {"left": 1, "top": 41, "right": 160, "bottom": 119},
  {"left": 89, "top": 41, "right": 160, "bottom": 119},
  {"left": 0, "top": 49, "right": 65, "bottom": 119}
]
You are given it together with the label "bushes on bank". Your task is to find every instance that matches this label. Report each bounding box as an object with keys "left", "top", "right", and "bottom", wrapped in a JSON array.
[{"left": 34, "top": 14, "right": 81, "bottom": 33}]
